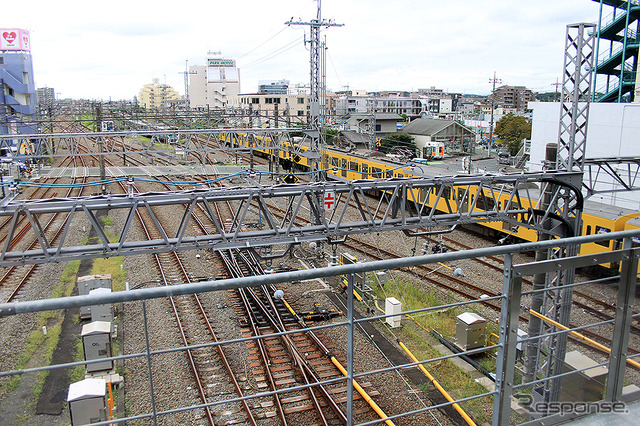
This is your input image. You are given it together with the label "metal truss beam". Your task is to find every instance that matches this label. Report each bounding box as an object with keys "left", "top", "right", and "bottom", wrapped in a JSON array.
[
  {"left": 583, "top": 157, "right": 640, "bottom": 197},
  {"left": 0, "top": 128, "right": 300, "bottom": 160},
  {"left": 0, "top": 172, "right": 581, "bottom": 267}
]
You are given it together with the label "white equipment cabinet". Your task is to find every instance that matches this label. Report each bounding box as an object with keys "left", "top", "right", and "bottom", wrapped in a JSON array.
[
  {"left": 82, "top": 321, "right": 113, "bottom": 373},
  {"left": 77, "top": 274, "right": 112, "bottom": 320},
  {"left": 89, "top": 287, "right": 113, "bottom": 323},
  {"left": 67, "top": 378, "right": 107, "bottom": 425},
  {"left": 385, "top": 297, "right": 402, "bottom": 328}
]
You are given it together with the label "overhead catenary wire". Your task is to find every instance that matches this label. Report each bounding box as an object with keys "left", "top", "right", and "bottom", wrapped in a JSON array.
[
  {"left": 237, "top": 26, "right": 289, "bottom": 60},
  {"left": 239, "top": 36, "right": 305, "bottom": 69}
]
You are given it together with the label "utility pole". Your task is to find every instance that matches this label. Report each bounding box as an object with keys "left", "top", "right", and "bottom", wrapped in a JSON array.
[
  {"left": 95, "top": 104, "right": 106, "bottom": 194},
  {"left": 488, "top": 72, "right": 501, "bottom": 158},
  {"left": 551, "top": 78, "right": 561, "bottom": 102},
  {"left": 286, "top": 0, "right": 343, "bottom": 181},
  {"left": 180, "top": 60, "right": 197, "bottom": 109}
]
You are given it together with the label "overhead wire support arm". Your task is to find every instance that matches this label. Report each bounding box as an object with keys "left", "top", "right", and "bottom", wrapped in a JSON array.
[{"left": 0, "top": 172, "right": 582, "bottom": 267}]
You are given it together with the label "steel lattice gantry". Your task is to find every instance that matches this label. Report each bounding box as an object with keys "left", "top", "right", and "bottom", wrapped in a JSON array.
[
  {"left": 524, "top": 23, "right": 597, "bottom": 411},
  {"left": 0, "top": 128, "right": 302, "bottom": 161},
  {"left": 286, "top": 1, "right": 342, "bottom": 178},
  {"left": 0, "top": 172, "right": 582, "bottom": 267}
]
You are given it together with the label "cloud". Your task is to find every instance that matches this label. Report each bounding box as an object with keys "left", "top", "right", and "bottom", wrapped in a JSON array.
[{"left": 5, "top": 0, "right": 605, "bottom": 99}]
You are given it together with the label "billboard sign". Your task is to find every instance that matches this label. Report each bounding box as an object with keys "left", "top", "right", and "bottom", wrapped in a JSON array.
[
  {"left": 208, "top": 59, "right": 235, "bottom": 67},
  {"left": 1, "top": 29, "right": 30, "bottom": 51}
]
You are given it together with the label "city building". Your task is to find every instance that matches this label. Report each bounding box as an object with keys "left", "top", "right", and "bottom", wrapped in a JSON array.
[
  {"left": 488, "top": 85, "right": 536, "bottom": 111},
  {"left": 334, "top": 88, "right": 462, "bottom": 121},
  {"left": 258, "top": 80, "right": 289, "bottom": 95},
  {"left": 334, "top": 93, "right": 370, "bottom": 115},
  {"left": 399, "top": 118, "right": 475, "bottom": 156},
  {"left": 138, "top": 79, "right": 181, "bottom": 109},
  {"left": 1, "top": 28, "right": 36, "bottom": 136},
  {"left": 233, "top": 93, "right": 309, "bottom": 127},
  {"left": 189, "top": 52, "right": 241, "bottom": 109},
  {"left": 342, "top": 112, "right": 403, "bottom": 136},
  {"left": 36, "top": 86, "right": 55, "bottom": 111}
]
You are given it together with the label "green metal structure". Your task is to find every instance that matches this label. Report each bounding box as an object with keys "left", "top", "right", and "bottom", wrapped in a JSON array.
[{"left": 593, "top": 0, "right": 640, "bottom": 102}]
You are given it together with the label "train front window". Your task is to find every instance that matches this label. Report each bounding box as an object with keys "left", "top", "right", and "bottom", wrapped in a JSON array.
[{"left": 595, "top": 226, "right": 611, "bottom": 247}]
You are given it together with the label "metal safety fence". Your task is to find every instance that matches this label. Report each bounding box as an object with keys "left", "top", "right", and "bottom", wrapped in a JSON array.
[{"left": 0, "top": 229, "right": 639, "bottom": 425}]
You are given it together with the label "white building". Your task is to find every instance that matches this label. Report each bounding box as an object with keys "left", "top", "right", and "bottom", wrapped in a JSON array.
[
  {"left": 189, "top": 52, "right": 240, "bottom": 109},
  {"left": 528, "top": 102, "right": 640, "bottom": 210}
]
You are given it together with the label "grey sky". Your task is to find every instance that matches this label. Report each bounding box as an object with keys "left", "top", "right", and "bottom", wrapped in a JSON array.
[{"left": 3, "top": 0, "right": 602, "bottom": 100}]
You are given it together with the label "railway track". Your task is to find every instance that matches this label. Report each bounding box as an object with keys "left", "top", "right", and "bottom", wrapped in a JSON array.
[
  {"left": 0, "top": 155, "right": 88, "bottom": 303},
  {"left": 219, "top": 248, "right": 393, "bottom": 425},
  {"left": 341, "top": 235, "right": 640, "bottom": 359},
  {"left": 439, "top": 234, "right": 640, "bottom": 335}
]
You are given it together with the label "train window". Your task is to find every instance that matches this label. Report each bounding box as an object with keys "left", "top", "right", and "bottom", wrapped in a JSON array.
[
  {"left": 633, "top": 236, "right": 640, "bottom": 248},
  {"left": 362, "top": 163, "right": 368, "bottom": 177},
  {"left": 457, "top": 188, "right": 469, "bottom": 213},
  {"left": 442, "top": 187, "right": 451, "bottom": 200},
  {"left": 386, "top": 170, "right": 393, "bottom": 179},
  {"left": 331, "top": 157, "right": 339, "bottom": 168},
  {"left": 350, "top": 161, "right": 359, "bottom": 172},
  {"left": 476, "top": 190, "right": 495, "bottom": 211},
  {"left": 372, "top": 167, "right": 381, "bottom": 177},
  {"left": 595, "top": 226, "right": 611, "bottom": 247},
  {"left": 502, "top": 202, "right": 520, "bottom": 231},
  {"left": 586, "top": 225, "right": 592, "bottom": 235},
  {"left": 396, "top": 173, "right": 404, "bottom": 178}
]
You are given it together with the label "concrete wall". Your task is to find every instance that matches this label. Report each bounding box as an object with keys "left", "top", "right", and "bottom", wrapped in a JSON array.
[{"left": 528, "top": 102, "right": 640, "bottom": 209}]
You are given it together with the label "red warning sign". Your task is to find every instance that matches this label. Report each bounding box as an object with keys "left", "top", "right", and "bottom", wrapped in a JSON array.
[{"left": 324, "top": 191, "right": 336, "bottom": 210}]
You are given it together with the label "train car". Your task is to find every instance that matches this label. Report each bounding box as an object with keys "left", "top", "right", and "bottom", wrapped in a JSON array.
[
  {"left": 219, "top": 132, "right": 639, "bottom": 274},
  {"left": 422, "top": 142, "right": 445, "bottom": 160},
  {"left": 623, "top": 215, "right": 640, "bottom": 248}
]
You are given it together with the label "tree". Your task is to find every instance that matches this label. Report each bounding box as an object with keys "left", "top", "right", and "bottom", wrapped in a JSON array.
[
  {"left": 494, "top": 113, "right": 531, "bottom": 155},
  {"left": 324, "top": 128, "right": 339, "bottom": 145},
  {"left": 377, "top": 133, "right": 417, "bottom": 158}
]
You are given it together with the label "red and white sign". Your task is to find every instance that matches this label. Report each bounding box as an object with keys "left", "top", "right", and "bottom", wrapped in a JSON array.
[
  {"left": 1, "top": 29, "right": 30, "bottom": 51},
  {"left": 324, "top": 190, "right": 336, "bottom": 210}
]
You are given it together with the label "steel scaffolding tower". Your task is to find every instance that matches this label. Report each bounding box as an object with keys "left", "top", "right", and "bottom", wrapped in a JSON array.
[
  {"left": 593, "top": 0, "right": 640, "bottom": 102},
  {"left": 286, "top": 1, "right": 342, "bottom": 180},
  {"left": 527, "top": 23, "right": 597, "bottom": 414}
]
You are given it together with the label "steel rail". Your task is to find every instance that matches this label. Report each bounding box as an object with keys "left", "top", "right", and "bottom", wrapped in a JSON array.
[
  {"left": 219, "top": 250, "right": 288, "bottom": 424},
  {"left": 225, "top": 249, "right": 347, "bottom": 425}
]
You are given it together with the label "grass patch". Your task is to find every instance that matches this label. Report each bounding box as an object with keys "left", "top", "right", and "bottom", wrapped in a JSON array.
[
  {"left": 1, "top": 260, "right": 81, "bottom": 399},
  {"left": 365, "top": 273, "right": 496, "bottom": 423},
  {"left": 91, "top": 257, "right": 126, "bottom": 292},
  {"left": 92, "top": 214, "right": 127, "bottom": 291},
  {"left": 68, "top": 337, "right": 85, "bottom": 385},
  {"left": 100, "top": 216, "right": 114, "bottom": 227}
]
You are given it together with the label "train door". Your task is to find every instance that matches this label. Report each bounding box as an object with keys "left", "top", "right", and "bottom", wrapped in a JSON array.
[
  {"left": 362, "top": 163, "right": 369, "bottom": 179},
  {"left": 342, "top": 158, "right": 348, "bottom": 177},
  {"left": 457, "top": 188, "right": 469, "bottom": 213},
  {"left": 422, "top": 146, "right": 431, "bottom": 159}
]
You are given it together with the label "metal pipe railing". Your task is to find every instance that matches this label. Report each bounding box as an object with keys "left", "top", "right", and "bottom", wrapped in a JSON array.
[{"left": 2, "top": 228, "right": 640, "bottom": 425}]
